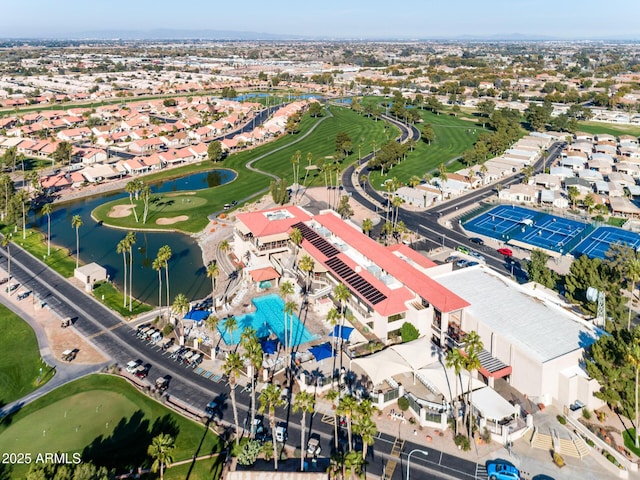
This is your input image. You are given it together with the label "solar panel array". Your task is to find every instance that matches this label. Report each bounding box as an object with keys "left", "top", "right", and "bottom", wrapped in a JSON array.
[
  {"left": 325, "top": 257, "right": 387, "bottom": 305},
  {"left": 292, "top": 222, "right": 340, "bottom": 258}
]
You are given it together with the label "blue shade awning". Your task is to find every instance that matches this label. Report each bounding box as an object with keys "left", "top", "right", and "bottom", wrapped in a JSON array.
[
  {"left": 309, "top": 343, "right": 334, "bottom": 361},
  {"left": 328, "top": 325, "right": 354, "bottom": 341},
  {"left": 184, "top": 310, "right": 210, "bottom": 321},
  {"left": 260, "top": 338, "right": 279, "bottom": 355}
]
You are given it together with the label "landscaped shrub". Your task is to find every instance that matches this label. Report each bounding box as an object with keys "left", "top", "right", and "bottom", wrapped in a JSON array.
[
  {"left": 454, "top": 434, "right": 471, "bottom": 451},
  {"left": 162, "top": 324, "right": 174, "bottom": 335},
  {"left": 582, "top": 408, "right": 592, "bottom": 420},
  {"left": 557, "top": 415, "right": 567, "bottom": 425},
  {"left": 400, "top": 322, "right": 419, "bottom": 343},
  {"left": 237, "top": 440, "right": 262, "bottom": 466},
  {"left": 397, "top": 396, "right": 410, "bottom": 412}
]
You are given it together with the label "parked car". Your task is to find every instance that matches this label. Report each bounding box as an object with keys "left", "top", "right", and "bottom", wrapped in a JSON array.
[
  {"left": 487, "top": 462, "right": 520, "bottom": 480},
  {"left": 469, "top": 251, "right": 485, "bottom": 262},
  {"left": 275, "top": 424, "right": 287, "bottom": 443},
  {"left": 466, "top": 261, "right": 479, "bottom": 267},
  {"left": 307, "top": 434, "right": 321, "bottom": 456},
  {"left": 469, "top": 237, "right": 484, "bottom": 245},
  {"left": 497, "top": 248, "right": 513, "bottom": 257},
  {"left": 455, "top": 259, "right": 469, "bottom": 268},
  {"left": 456, "top": 245, "right": 470, "bottom": 255},
  {"left": 444, "top": 255, "right": 458, "bottom": 263},
  {"left": 125, "top": 360, "right": 141, "bottom": 373}
]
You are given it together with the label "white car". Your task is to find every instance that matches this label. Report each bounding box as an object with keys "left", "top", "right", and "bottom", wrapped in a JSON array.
[
  {"left": 275, "top": 425, "right": 287, "bottom": 443},
  {"left": 125, "top": 360, "right": 141, "bottom": 373}
]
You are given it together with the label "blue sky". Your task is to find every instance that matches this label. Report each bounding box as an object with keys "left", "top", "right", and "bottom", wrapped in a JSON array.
[{"left": 2, "top": 0, "right": 639, "bottom": 39}]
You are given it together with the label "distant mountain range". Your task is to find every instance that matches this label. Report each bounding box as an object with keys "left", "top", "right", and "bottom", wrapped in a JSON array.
[{"left": 2, "top": 29, "right": 638, "bottom": 42}]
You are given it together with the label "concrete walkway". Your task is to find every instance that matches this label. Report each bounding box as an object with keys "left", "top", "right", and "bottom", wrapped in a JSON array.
[{"left": 0, "top": 284, "right": 111, "bottom": 418}]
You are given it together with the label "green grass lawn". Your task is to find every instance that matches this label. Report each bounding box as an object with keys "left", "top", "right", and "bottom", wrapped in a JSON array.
[
  {"left": 577, "top": 121, "right": 640, "bottom": 138},
  {"left": 94, "top": 106, "right": 392, "bottom": 233},
  {"left": 7, "top": 227, "right": 77, "bottom": 278},
  {"left": 0, "top": 375, "right": 222, "bottom": 477},
  {"left": 93, "top": 281, "right": 152, "bottom": 317},
  {"left": 156, "top": 456, "right": 224, "bottom": 480},
  {"left": 369, "top": 109, "right": 488, "bottom": 189},
  {"left": 0, "top": 304, "right": 54, "bottom": 405}
]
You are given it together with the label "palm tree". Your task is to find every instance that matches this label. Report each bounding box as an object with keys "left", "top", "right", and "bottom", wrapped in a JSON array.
[
  {"left": 284, "top": 300, "right": 297, "bottom": 356},
  {"left": 41, "top": 203, "right": 53, "bottom": 256},
  {"left": 337, "top": 394, "right": 358, "bottom": 451},
  {"left": 628, "top": 338, "right": 640, "bottom": 449},
  {"left": 223, "top": 316, "right": 238, "bottom": 344},
  {"left": 327, "top": 307, "right": 340, "bottom": 360},
  {"left": 117, "top": 238, "right": 129, "bottom": 308},
  {"left": 152, "top": 257, "right": 163, "bottom": 312},
  {"left": 391, "top": 196, "right": 404, "bottom": 229},
  {"left": 205, "top": 315, "right": 220, "bottom": 336},
  {"left": 353, "top": 413, "right": 377, "bottom": 462},
  {"left": 16, "top": 189, "right": 29, "bottom": 240},
  {"left": 289, "top": 227, "right": 302, "bottom": 257},
  {"left": 223, "top": 352, "right": 245, "bottom": 446},
  {"left": 71, "top": 214, "right": 83, "bottom": 269},
  {"left": 206, "top": 261, "right": 219, "bottom": 300},
  {"left": 1, "top": 234, "right": 11, "bottom": 280},
  {"left": 158, "top": 245, "right": 172, "bottom": 319},
  {"left": 333, "top": 283, "right": 351, "bottom": 373},
  {"left": 361, "top": 218, "right": 373, "bottom": 237},
  {"left": 219, "top": 239, "right": 230, "bottom": 255},
  {"left": 292, "top": 391, "right": 315, "bottom": 472},
  {"left": 626, "top": 259, "right": 640, "bottom": 329},
  {"left": 462, "top": 331, "right": 483, "bottom": 437},
  {"left": 125, "top": 231, "right": 136, "bottom": 311},
  {"left": 445, "top": 347, "right": 466, "bottom": 433},
  {"left": 242, "top": 334, "right": 263, "bottom": 438},
  {"left": 259, "top": 383, "right": 284, "bottom": 470},
  {"left": 301, "top": 152, "right": 313, "bottom": 189},
  {"left": 299, "top": 254, "right": 315, "bottom": 294},
  {"left": 125, "top": 179, "right": 141, "bottom": 222},
  {"left": 147, "top": 433, "right": 175, "bottom": 480},
  {"left": 344, "top": 450, "right": 365, "bottom": 480},
  {"left": 140, "top": 184, "right": 151, "bottom": 224},
  {"left": 326, "top": 388, "right": 340, "bottom": 449},
  {"left": 437, "top": 163, "right": 448, "bottom": 195},
  {"left": 280, "top": 280, "right": 295, "bottom": 352},
  {"left": 172, "top": 293, "right": 190, "bottom": 339}
]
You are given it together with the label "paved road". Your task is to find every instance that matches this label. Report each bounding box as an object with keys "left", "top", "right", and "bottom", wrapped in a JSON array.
[
  {"left": 342, "top": 118, "right": 565, "bottom": 277},
  {"left": 0, "top": 241, "right": 484, "bottom": 479}
]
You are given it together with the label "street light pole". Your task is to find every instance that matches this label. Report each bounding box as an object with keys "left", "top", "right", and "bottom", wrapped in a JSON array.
[{"left": 406, "top": 449, "right": 429, "bottom": 480}]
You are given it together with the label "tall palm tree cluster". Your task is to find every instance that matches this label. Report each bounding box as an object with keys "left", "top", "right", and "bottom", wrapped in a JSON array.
[
  {"left": 324, "top": 392, "right": 377, "bottom": 480},
  {"left": 116, "top": 231, "right": 136, "bottom": 311},
  {"left": 124, "top": 178, "right": 152, "bottom": 224},
  {"left": 445, "top": 330, "right": 484, "bottom": 438}
]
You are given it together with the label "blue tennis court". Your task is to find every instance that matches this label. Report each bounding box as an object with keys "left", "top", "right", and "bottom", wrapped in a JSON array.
[
  {"left": 517, "top": 216, "right": 589, "bottom": 254},
  {"left": 464, "top": 205, "right": 640, "bottom": 259},
  {"left": 463, "top": 205, "right": 537, "bottom": 238},
  {"left": 572, "top": 227, "right": 640, "bottom": 259}
]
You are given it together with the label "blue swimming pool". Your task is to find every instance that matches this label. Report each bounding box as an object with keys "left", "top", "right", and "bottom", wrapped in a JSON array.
[{"left": 218, "top": 294, "right": 316, "bottom": 346}]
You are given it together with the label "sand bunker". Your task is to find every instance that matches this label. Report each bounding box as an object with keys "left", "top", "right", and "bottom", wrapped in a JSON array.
[
  {"left": 156, "top": 215, "right": 189, "bottom": 225},
  {"left": 108, "top": 204, "right": 136, "bottom": 218}
]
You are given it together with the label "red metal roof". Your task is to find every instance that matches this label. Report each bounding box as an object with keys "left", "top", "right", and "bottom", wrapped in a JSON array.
[
  {"left": 314, "top": 213, "right": 469, "bottom": 313},
  {"left": 236, "top": 206, "right": 312, "bottom": 238}
]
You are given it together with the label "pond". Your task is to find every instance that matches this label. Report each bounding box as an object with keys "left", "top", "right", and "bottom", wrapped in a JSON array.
[{"left": 30, "top": 169, "right": 236, "bottom": 306}]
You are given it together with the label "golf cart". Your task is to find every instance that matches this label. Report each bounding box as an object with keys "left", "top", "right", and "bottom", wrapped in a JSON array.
[
  {"left": 307, "top": 434, "right": 321, "bottom": 457},
  {"left": 155, "top": 376, "right": 170, "bottom": 393},
  {"left": 61, "top": 317, "right": 72, "bottom": 328}
]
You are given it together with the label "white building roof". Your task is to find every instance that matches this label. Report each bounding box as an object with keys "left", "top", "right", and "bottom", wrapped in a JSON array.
[{"left": 434, "top": 267, "right": 600, "bottom": 364}]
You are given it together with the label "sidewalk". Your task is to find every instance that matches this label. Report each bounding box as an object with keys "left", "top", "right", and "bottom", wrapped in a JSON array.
[{"left": 0, "top": 268, "right": 110, "bottom": 417}]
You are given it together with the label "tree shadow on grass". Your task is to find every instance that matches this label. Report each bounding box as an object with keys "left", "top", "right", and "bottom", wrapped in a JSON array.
[
  {"left": 0, "top": 462, "right": 12, "bottom": 480},
  {"left": 82, "top": 410, "right": 180, "bottom": 471}
]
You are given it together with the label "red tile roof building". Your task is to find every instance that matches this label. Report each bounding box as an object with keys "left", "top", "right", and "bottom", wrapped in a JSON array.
[{"left": 234, "top": 206, "right": 469, "bottom": 342}]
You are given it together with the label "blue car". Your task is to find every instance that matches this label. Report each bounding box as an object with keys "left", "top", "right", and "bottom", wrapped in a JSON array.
[{"left": 487, "top": 462, "right": 520, "bottom": 480}]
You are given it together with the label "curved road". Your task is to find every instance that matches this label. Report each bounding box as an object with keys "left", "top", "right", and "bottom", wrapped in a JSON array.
[{"left": 342, "top": 117, "right": 565, "bottom": 275}]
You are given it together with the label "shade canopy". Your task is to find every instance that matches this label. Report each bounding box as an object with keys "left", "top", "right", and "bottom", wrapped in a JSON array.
[
  {"left": 472, "top": 386, "right": 519, "bottom": 421},
  {"left": 416, "top": 362, "right": 486, "bottom": 402},
  {"left": 329, "top": 325, "right": 354, "bottom": 340},
  {"left": 184, "top": 310, "right": 210, "bottom": 321},
  {"left": 309, "top": 343, "right": 334, "bottom": 361},
  {"left": 260, "top": 338, "right": 279, "bottom": 355},
  {"left": 352, "top": 337, "right": 441, "bottom": 386}
]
